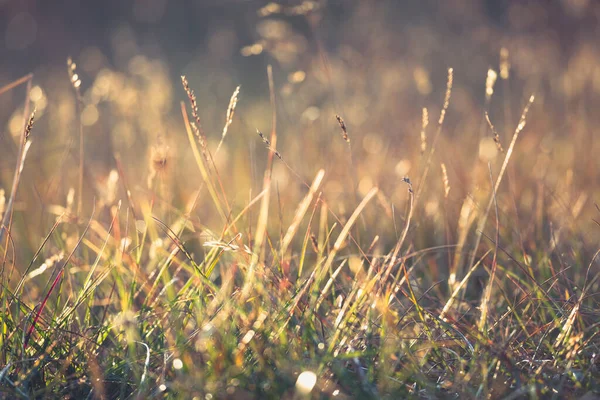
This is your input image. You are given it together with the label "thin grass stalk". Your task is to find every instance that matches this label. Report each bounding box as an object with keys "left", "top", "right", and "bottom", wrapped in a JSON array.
[
  {"left": 440, "top": 250, "right": 491, "bottom": 320},
  {"left": 23, "top": 269, "right": 63, "bottom": 348},
  {"left": 242, "top": 65, "right": 277, "bottom": 299},
  {"left": 280, "top": 169, "right": 325, "bottom": 259},
  {"left": 415, "top": 68, "right": 453, "bottom": 204},
  {"left": 478, "top": 164, "right": 500, "bottom": 331},
  {"left": 316, "top": 187, "right": 378, "bottom": 285},
  {"left": 67, "top": 58, "right": 84, "bottom": 216},
  {"left": 0, "top": 77, "right": 33, "bottom": 250},
  {"left": 180, "top": 102, "right": 227, "bottom": 222},
  {"left": 0, "top": 73, "right": 33, "bottom": 96},
  {"left": 466, "top": 95, "right": 534, "bottom": 277},
  {"left": 378, "top": 180, "right": 413, "bottom": 296}
]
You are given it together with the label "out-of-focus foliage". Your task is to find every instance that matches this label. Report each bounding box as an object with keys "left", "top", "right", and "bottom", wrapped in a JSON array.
[{"left": 1, "top": 0, "right": 600, "bottom": 398}]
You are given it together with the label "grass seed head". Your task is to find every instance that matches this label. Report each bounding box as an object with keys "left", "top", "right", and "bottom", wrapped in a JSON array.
[
  {"left": 335, "top": 114, "right": 350, "bottom": 143},
  {"left": 441, "top": 163, "right": 450, "bottom": 198},
  {"left": 25, "top": 108, "right": 36, "bottom": 141},
  {"left": 222, "top": 85, "right": 241, "bottom": 140},
  {"left": 420, "top": 107, "right": 429, "bottom": 154}
]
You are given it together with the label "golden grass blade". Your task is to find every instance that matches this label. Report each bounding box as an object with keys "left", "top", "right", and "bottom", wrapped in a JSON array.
[
  {"left": 317, "top": 187, "right": 378, "bottom": 283},
  {"left": 466, "top": 95, "right": 535, "bottom": 283},
  {"left": 180, "top": 102, "right": 227, "bottom": 222},
  {"left": 440, "top": 250, "right": 491, "bottom": 321},
  {"left": 0, "top": 76, "right": 34, "bottom": 249},
  {"left": 478, "top": 164, "right": 500, "bottom": 331},
  {"left": 415, "top": 68, "right": 453, "bottom": 203},
  {"left": 241, "top": 65, "right": 277, "bottom": 299},
  {"left": 314, "top": 259, "right": 347, "bottom": 312},
  {"left": 448, "top": 195, "right": 477, "bottom": 291},
  {"left": 280, "top": 169, "right": 325, "bottom": 258}
]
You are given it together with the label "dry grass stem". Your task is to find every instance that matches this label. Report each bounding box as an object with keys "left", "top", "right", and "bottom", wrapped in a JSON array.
[{"left": 67, "top": 57, "right": 84, "bottom": 215}]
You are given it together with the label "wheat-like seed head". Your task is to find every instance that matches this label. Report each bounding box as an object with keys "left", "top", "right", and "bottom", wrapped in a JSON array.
[
  {"left": 438, "top": 68, "right": 453, "bottom": 125},
  {"left": 181, "top": 76, "right": 208, "bottom": 152},
  {"left": 25, "top": 108, "right": 36, "bottom": 141},
  {"left": 441, "top": 163, "right": 450, "bottom": 198},
  {"left": 222, "top": 85, "right": 240, "bottom": 140}
]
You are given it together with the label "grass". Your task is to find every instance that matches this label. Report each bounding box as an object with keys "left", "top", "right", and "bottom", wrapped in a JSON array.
[{"left": 1, "top": 4, "right": 600, "bottom": 398}]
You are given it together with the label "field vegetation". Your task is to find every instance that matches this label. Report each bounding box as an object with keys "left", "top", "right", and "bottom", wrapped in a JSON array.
[{"left": 1, "top": 1, "right": 599, "bottom": 398}]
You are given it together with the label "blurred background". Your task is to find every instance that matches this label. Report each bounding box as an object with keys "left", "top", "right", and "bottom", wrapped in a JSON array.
[{"left": 1, "top": 0, "right": 600, "bottom": 264}]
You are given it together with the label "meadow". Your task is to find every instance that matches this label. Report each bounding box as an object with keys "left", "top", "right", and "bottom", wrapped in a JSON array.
[{"left": 1, "top": 1, "right": 599, "bottom": 398}]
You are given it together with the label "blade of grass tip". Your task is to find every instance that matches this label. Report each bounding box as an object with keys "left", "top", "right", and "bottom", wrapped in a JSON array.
[
  {"left": 0, "top": 76, "right": 33, "bottom": 248},
  {"left": 134, "top": 341, "right": 150, "bottom": 398},
  {"left": 280, "top": 169, "right": 325, "bottom": 259},
  {"left": 242, "top": 65, "right": 277, "bottom": 299},
  {"left": 478, "top": 164, "right": 500, "bottom": 332},
  {"left": 24, "top": 269, "right": 63, "bottom": 348}
]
